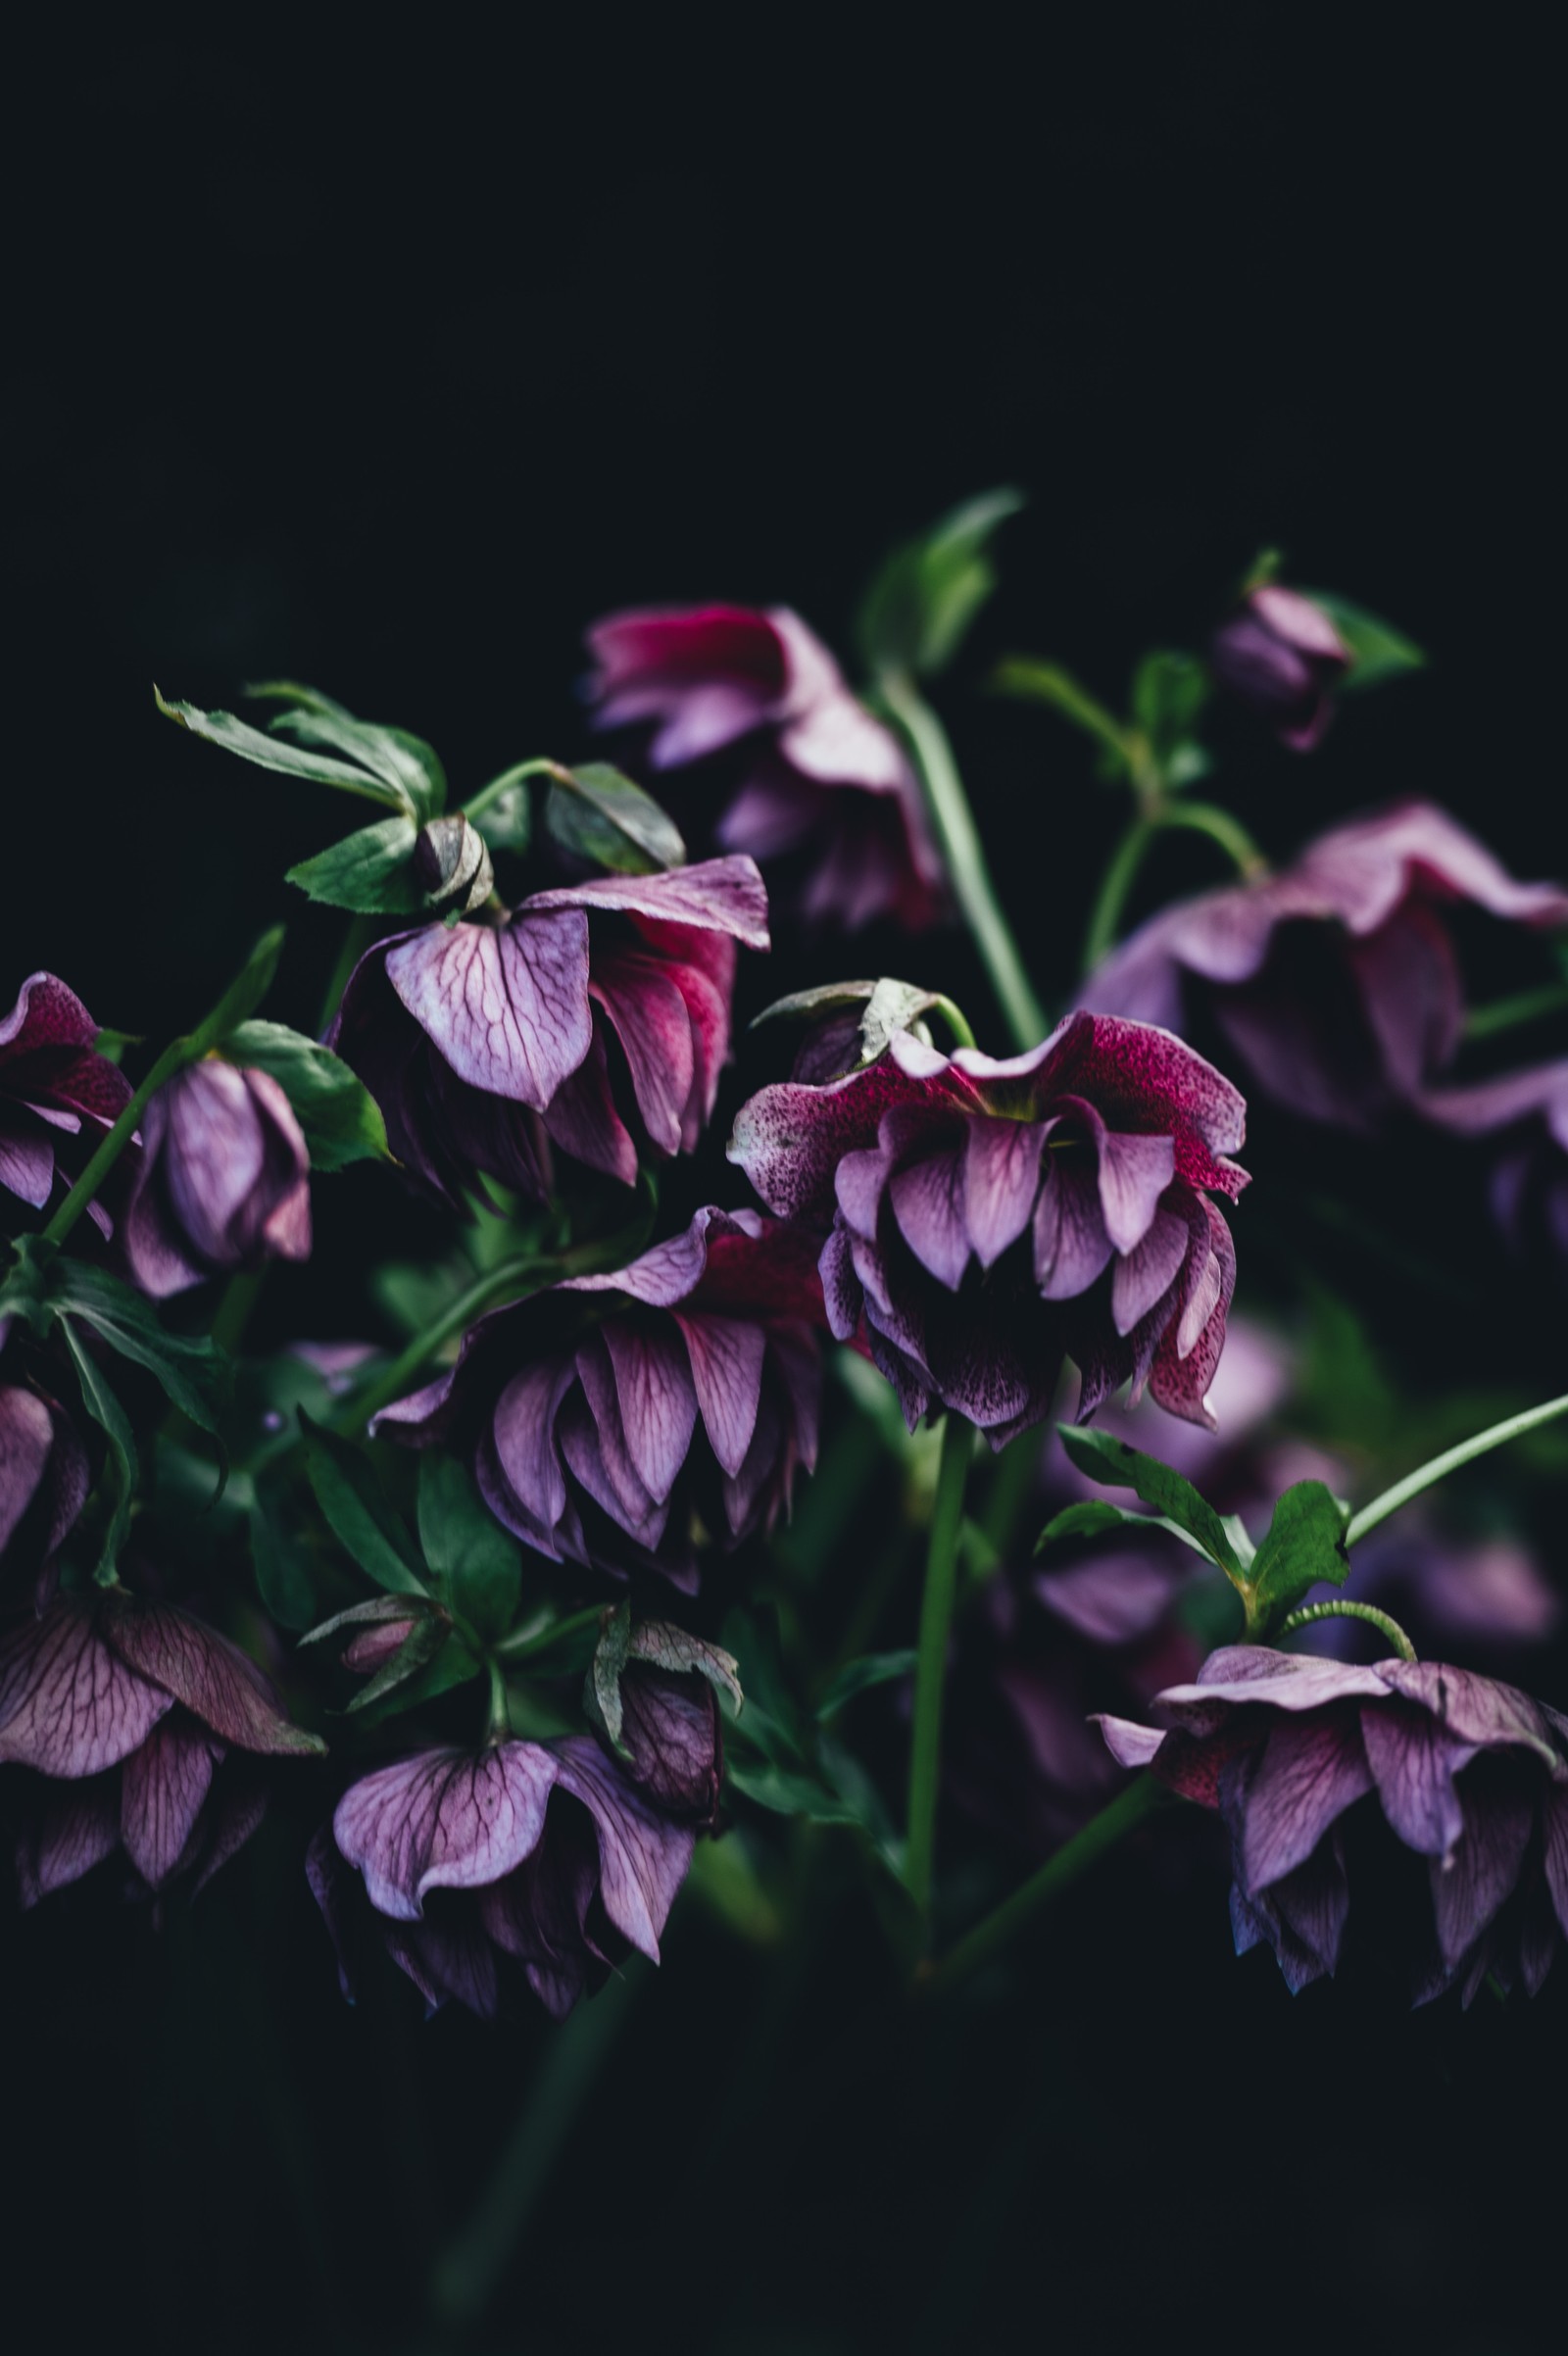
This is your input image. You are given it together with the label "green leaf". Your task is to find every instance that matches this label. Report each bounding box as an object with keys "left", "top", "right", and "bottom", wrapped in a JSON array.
[
  {"left": 1131, "top": 650, "right": 1210, "bottom": 761},
  {"left": 249, "top": 1474, "right": 318, "bottom": 1629},
  {"left": 858, "top": 488, "right": 1026, "bottom": 679},
  {"left": 52, "top": 1261, "right": 230, "bottom": 1435},
  {"left": 223, "top": 1020, "right": 390, "bottom": 1170},
  {"left": 1298, "top": 593, "right": 1426, "bottom": 690},
  {"left": 299, "top": 1411, "right": 427, "bottom": 1596},
  {"left": 989, "top": 659, "right": 1133, "bottom": 766},
  {"left": 750, "top": 975, "right": 947, "bottom": 1072},
  {"left": 814, "top": 1649, "right": 917, "bottom": 1722},
  {"left": 584, "top": 1599, "right": 634, "bottom": 1756},
  {"left": 285, "top": 814, "right": 425, "bottom": 913},
  {"left": 60, "top": 1324, "right": 137, "bottom": 1580},
  {"left": 724, "top": 1756, "right": 869, "bottom": 1828},
  {"left": 155, "top": 690, "right": 413, "bottom": 811},
  {"left": 246, "top": 680, "right": 447, "bottom": 820},
  {"left": 186, "top": 926, "right": 285, "bottom": 1057},
  {"left": 544, "top": 762, "right": 685, "bottom": 875},
  {"left": 468, "top": 780, "right": 531, "bottom": 854},
  {"left": 352, "top": 1637, "right": 480, "bottom": 1727},
  {"left": 1247, "top": 1480, "right": 1352, "bottom": 1631},
  {"left": 0, "top": 1233, "right": 58, "bottom": 1336},
  {"left": 1057, "top": 1425, "right": 1250, "bottom": 1582},
  {"left": 416, "top": 1452, "right": 520, "bottom": 1638}
]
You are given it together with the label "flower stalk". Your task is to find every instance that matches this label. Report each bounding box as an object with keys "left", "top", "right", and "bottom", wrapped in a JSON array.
[
  {"left": 1346, "top": 1391, "right": 1568, "bottom": 1545},
  {"left": 905, "top": 1412, "right": 974, "bottom": 1923},
  {"left": 1277, "top": 1599, "right": 1417, "bottom": 1661}
]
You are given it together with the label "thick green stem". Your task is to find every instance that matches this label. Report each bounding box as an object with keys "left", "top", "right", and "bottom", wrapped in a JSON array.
[
  {"left": 1081, "top": 802, "right": 1265, "bottom": 977},
  {"left": 1278, "top": 1599, "right": 1416, "bottom": 1661},
  {"left": 905, "top": 1414, "right": 973, "bottom": 1921},
  {"left": 1346, "top": 1391, "right": 1568, "bottom": 1546},
  {"left": 923, "top": 1773, "right": 1166, "bottom": 1995},
  {"left": 879, "top": 668, "right": 1049, "bottom": 1054},
  {"left": 42, "top": 1038, "right": 188, "bottom": 1249}
]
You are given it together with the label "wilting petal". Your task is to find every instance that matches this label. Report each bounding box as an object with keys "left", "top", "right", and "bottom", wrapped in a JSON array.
[
  {"left": 100, "top": 1595, "right": 321, "bottom": 1755},
  {"left": 0, "top": 1601, "right": 172, "bottom": 1775},
  {"left": 675, "top": 1311, "right": 765, "bottom": 1479},
  {"left": 1375, "top": 1657, "right": 1564, "bottom": 1770},
  {"left": 524, "top": 857, "right": 771, "bottom": 953},
  {"left": 334, "top": 1742, "right": 560, "bottom": 1920},
  {"left": 552, "top": 1735, "right": 695, "bottom": 1962},
  {"left": 384, "top": 909, "right": 593, "bottom": 1107},
  {"left": 121, "top": 1716, "right": 220, "bottom": 1888},
  {"left": 1229, "top": 1709, "right": 1372, "bottom": 1894}
]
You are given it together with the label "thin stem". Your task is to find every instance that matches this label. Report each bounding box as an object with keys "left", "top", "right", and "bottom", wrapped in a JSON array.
[
  {"left": 1346, "top": 1391, "right": 1568, "bottom": 1546},
  {"left": 461, "top": 757, "right": 568, "bottom": 824},
  {"left": 1081, "top": 815, "right": 1157, "bottom": 976},
  {"left": 317, "top": 914, "right": 373, "bottom": 1035},
  {"left": 929, "top": 994, "right": 977, "bottom": 1051},
  {"left": 1463, "top": 980, "right": 1568, "bottom": 1042},
  {"left": 923, "top": 1773, "right": 1166, "bottom": 1995},
  {"left": 1278, "top": 1599, "right": 1417, "bottom": 1661},
  {"left": 905, "top": 1414, "right": 973, "bottom": 1922},
  {"left": 989, "top": 658, "right": 1135, "bottom": 770},
  {"left": 486, "top": 1658, "right": 510, "bottom": 1742},
  {"left": 42, "top": 1038, "right": 187, "bottom": 1249},
  {"left": 879, "top": 668, "right": 1049, "bottom": 1054},
  {"left": 211, "top": 1270, "right": 264, "bottom": 1356},
  {"left": 345, "top": 1254, "right": 557, "bottom": 1428},
  {"left": 1156, "top": 800, "right": 1267, "bottom": 877}
]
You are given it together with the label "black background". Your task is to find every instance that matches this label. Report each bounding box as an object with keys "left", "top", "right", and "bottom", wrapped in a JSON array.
[{"left": 4, "top": 15, "right": 1562, "bottom": 2354}]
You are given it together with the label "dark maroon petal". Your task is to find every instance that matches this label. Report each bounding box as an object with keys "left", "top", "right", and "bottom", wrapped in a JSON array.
[
  {"left": 334, "top": 1743, "right": 560, "bottom": 1919},
  {"left": 1, "top": 972, "right": 102, "bottom": 1060},
  {"left": 552, "top": 1734, "right": 695, "bottom": 1961},
  {"left": 523, "top": 856, "right": 771, "bottom": 953},
  {"left": 100, "top": 1595, "right": 321, "bottom": 1756},
  {"left": 541, "top": 1023, "right": 639, "bottom": 1184},
  {"left": 1360, "top": 1698, "right": 1475, "bottom": 1858},
  {"left": 383, "top": 910, "right": 593, "bottom": 1107},
  {"left": 1430, "top": 1768, "right": 1536, "bottom": 1967},
  {"left": 0, "top": 1601, "right": 172, "bottom": 1775},
  {"left": 1263, "top": 1827, "right": 1351, "bottom": 1984},
  {"left": 16, "top": 1776, "right": 122, "bottom": 1906},
  {"left": 587, "top": 951, "right": 694, "bottom": 1158},
  {"left": 818, "top": 1223, "right": 863, "bottom": 1341},
  {"left": 674, "top": 1310, "right": 766, "bottom": 1479},
  {"left": 120, "top": 1716, "right": 220, "bottom": 1888},
  {"left": 1148, "top": 1197, "right": 1237, "bottom": 1428},
  {"left": 564, "top": 1204, "right": 765, "bottom": 1311},
  {"left": 1230, "top": 1709, "right": 1372, "bottom": 1894},
  {"left": 729, "top": 1059, "right": 941, "bottom": 1227}
]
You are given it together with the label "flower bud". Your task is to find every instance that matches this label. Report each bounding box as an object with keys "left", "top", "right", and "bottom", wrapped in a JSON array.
[
  {"left": 1210, "top": 585, "right": 1349, "bottom": 750},
  {"left": 122, "top": 1059, "right": 312, "bottom": 1298},
  {"left": 414, "top": 813, "right": 494, "bottom": 914}
]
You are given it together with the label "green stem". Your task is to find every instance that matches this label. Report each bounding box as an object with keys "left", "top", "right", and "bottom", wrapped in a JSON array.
[
  {"left": 1277, "top": 1599, "right": 1416, "bottom": 1661},
  {"left": 905, "top": 1414, "right": 973, "bottom": 1922},
  {"left": 344, "top": 1254, "right": 557, "bottom": 1429},
  {"left": 1157, "top": 800, "right": 1267, "bottom": 876},
  {"left": 1463, "top": 981, "right": 1568, "bottom": 1042},
  {"left": 989, "top": 658, "right": 1136, "bottom": 769},
  {"left": 1081, "top": 802, "right": 1266, "bottom": 978},
  {"left": 211, "top": 1270, "right": 264, "bottom": 1356},
  {"left": 879, "top": 668, "right": 1049, "bottom": 1054},
  {"left": 923, "top": 1773, "right": 1166, "bottom": 1996},
  {"left": 486, "top": 1658, "right": 510, "bottom": 1742},
  {"left": 461, "top": 756, "right": 568, "bottom": 824},
  {"left": 42, "top": 1038, "right": 188, "bottom": 1249},
  {"left": 930, "top": 994, "right": 977, "bottom": 1051},
  {"left": 1346, "top": 1391, "right": 1568, "bottom": 1546},
  {"left": 317, "top": 913, "right": 373, "bottom": 1035}
]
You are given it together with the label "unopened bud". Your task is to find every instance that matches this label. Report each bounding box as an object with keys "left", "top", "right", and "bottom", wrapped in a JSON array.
[{"left": 415, "top": 813, "right": 494, "bottom": 913}]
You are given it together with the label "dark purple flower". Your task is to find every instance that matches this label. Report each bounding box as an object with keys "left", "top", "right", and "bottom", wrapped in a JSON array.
[
  {"left": 584, "top": 605, "right": 947, "bottom": 931},
  {"left": 616, "top": 1664, "right": 723, "bottom": 1826},
  {"left": 1087, "top": 802, "right": 1568, "bottom": 1129},
  {"left": 0, "top": 1590, "right": 323, "bottom": 1906},
  {"left": 0, "top": 972, "right": 132, "bottom": 1221},
  {"left": 1210, "top": 585, "right": 1350, "bottom": 750},
  {"left": 730, "top": 1011, "right": 1248, "bottom": 1440},
  {"left": 307, "top": 1734, "right": 695, "bottom": 2019},
  {"left": 327, "top": 857, "right": 768, "bottom": 1206},
  {"left": 0, "top": 1380, "right": 89, "bottom": 1606},
  {"left": 372, "top": 1207, "right": 824, "bottom": 1590},
  {"left": 121, "top": 1059, "right": 312, "bottom": 1297},
  {"left": 1099, "top": 1646, "right": 1568, "bottom": 2003}
]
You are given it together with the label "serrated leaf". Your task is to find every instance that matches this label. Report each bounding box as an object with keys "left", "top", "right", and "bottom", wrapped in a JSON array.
[
  {"left": 544, "top": 762, "right": 685, "bottom": 875},
  {"left": 285, "top": 814, "right": 425, "bottom": 913},
  {"left": 814, "top": 1649, "right": 916, "bottom": 1722},
  {"left": 858, "top": 487, "right": 1025, "bottom": 679},
  {"left": 247, "top": 681, "right": 446, "bottom": 820},
  {"left": 60, "top": 1324, "right": 137, "bottom": 1580},
  {"left": 53, "top": 1261, "right": 230, "bottom": 1436},
  {"left": 1297, "top": 593, "right": 1425, "bottom": 691},
  {"left": 299, "top": 1411, "right": 427, "bottom": 1596},
  {"left": 249, "top": 1474, "right": 318, "bottom": 1629},
  {"left": 416, "top": 1452, "right": 520, "bottom": 1638},
  {"left": 1057, "top": 1425, "right": 1248, "bottom": 1583},
  {"left": 224, "top": 1021, "right": 390, "bottom": 1171},
  {"left": 1247, "top": 1480, "right": 1351, "bottom": 1630},
  {"left": 155, "top": 690, "right": 413, "bottom": 810}
]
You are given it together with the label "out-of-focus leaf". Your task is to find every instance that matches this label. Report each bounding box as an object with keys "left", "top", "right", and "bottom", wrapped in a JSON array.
[
  {"left": 1132, "top": 650, "right": 1210, "bottom": 763},
  {"left": 352, "top": 1637, "right": 480, "bottom": 1726},
  {"left": 858, "top": 488, "right": 1025, "bottom": 678},
  {"left": 53, "top": 1261, "right": 229, "bottom": 1436},
  {"left": 544, "top": 762, "right": 685, "bottom": 874},
  {"left": 416, "top": 1452, "right": 520, "bottom": 1637},
  {"left": 814, "top": 1649, "right": 916, "bottom": 1722},
  {"left": 60, "top": 1324, "right": 136, "bottom": 1580},
  {"left": 247, "top": 680, "right": 447, "bottom": 820},
  {"left": 186, "top": 926, "right": 285, "bottom": 1057},
  {"left": 285, "top": 815, "right": 425, "bottom": 913},
  {"left": 299, "top": 1411, "right": 427, "bottom": 1596},
  {"left": 224, "top": 1020, "right": 390, "bottom": 1170},
  {"left": 1299, "top": 592, "right": 1426, "bottom": 689},
  {"left": 250, "top": 1473, "right": 318, "bottom": 1629}
]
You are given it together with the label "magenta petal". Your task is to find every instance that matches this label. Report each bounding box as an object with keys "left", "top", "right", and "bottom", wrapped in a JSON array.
[
  {"left": 0, "top": 972, "right": 101, "bottom": 1057},
  {"left": 552, "top": 1735, "right": 695, "bottom": 1962},
  {"left": 334, "top": 1742, "right": 560, "bottom": 1920},
  {"left": 564, "top": 1204, "right": 764, "bottom": 1310},
  {"left": 589, "top": 951, "right": 694, "bottom": 1158},
  {"left": 384, "top": 910, "right": 593, "bottom": 1107},
  {"left": 100, "top": 1595, "right": 320, "bottom": 1755},
  {"left": 890, "top": 1148, "right": 970, "bottom": 1290},
  {"left": 541, "top": 1024, "right": 639, "bottom": 1184},
  {"left": 1110, "top": 1204, "right": 1190, "bottom": 1337},
  {"left": 674, "top": 1310, "right": 765, "bottom": 1478},
  {"left": 523, "top": 856, "right": 771, "bottom": 953},
  {"left": 1232, "top": 1711, "right": 1372, "bottom": 1894},
  {"left": 818, "top": 1224, "right": 863, "bottom": 1341},
  {"left": 121, "top": 1717, "right": 220, "bottom": 1888},
  {"left": 602, "top": 1320, "right": 699, "bottom": 1505},
  {"left": 0, "top": 1601, "right": 172, "bottom": 1775}
]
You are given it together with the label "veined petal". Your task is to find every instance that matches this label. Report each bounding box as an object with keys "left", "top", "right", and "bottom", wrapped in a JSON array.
[
  {"left": 675, "top": 1311, "right": 766, "bottom": 1479},
  {"left": 333, "top": 1742, "right": 560, "bottom": 1919},
  {"left": 121, "top": 1717, "right": 220, "bottom": 1888},
  {"left": 101, "top": 1595, "right": 321, "bottom": 1756},
  {"left": 602, "top": 1319, "right": 699, "bottom": 1504},
  {"left": 552, "top": 1735, "right": 695, "bottom": 1963},
  {"left": 0, "top": 1601, "right": 172, "bottom": 1776},
  {"left": 962, "top": 1116, "right": 1047, "bottom": 1267},
  {"left": 384, "top": 910, "right": 593, "bottom": 1108}
]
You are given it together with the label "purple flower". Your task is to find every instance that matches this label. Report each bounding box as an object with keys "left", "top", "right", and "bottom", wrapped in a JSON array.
[
  {"left": 584, "top": 605, "right": 947, "bottom": 931},
  {"left": 1099, "top": 1646, "right": 1568, "bottom": 2003},
  {"left": 616, "top": 1664, "right": 723, "bottom": 1826},
  {"left": 1087, "top": 802, "right": 1568, "bottom": 1129},
  {"left": 0, "top": 1591, "right": 323, "bottom": 1906},
  {"left": 371, "top": 1208, "right": 824, "bottom": 1590},
  {"left": 121, "top": 1059, "right": 312, "bottom": 1297},
  {"left": 1416, "top": 1055, "right": 1568, "bottom": 1277},
  {"left": 327, "top": 857, "right": 768, "bottom": 1206},
  {"left": 1210, "top": 585, "right": 1350, "bottom": 750},
  {"left": 0, "top": 1380, "right": 89, "bottom": 1606},
  {"left": 307, "top": 1734, "right": 695, "bottom": 2019},
  {"left": 0, "top": 972, "right": 133, "bottom": 1221},
  {"left": 729, "top": 1011, "right": 1248, "bottom": 1439}
]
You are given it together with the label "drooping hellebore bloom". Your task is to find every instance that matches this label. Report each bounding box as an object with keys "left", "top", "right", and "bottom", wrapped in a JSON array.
[
  {"left": 0, "top": 972, "right": 132, "bottom": 1221},
  {"left": 1086, "top": 802, "right": 1568, "bottom": 1129},
  {"left": 122, "top": 1058, "right": 312, "bottom": 1297},
  {"left": 1098, "top": 1646, "right": 1568, "bottom": 2003},
  {"left": 0, "top": 1590, "right": 323, "bottom": 1905},
  {"left": 584, "top": 605, "right": 947, "bottom": 932},
  {"left": 1209, "top": 585, "right": 1350, "bottom": 750},
  {"left": 0, "top": 1381, "right": 89, "bottom": 1606},
  {"left": 1417, "top": 1055, "right": 1568, "bottom": 1278},
  {"left": 371, "top": 1207, "right": 823, "bottom": 1590},
  {"left": 327, "top": 857, "right": 769, "bottom": 1205},
  {"left": 730, "top": 1010, "right": 1248, "bottom": 1439},
  {"left": 307, "top": 1734, "right": 695, "bottom": 2019}
]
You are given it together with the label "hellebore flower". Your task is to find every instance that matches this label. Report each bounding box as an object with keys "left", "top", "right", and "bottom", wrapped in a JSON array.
[
  {"left": 0, "top": 1590, "right": 322, "bottom": 1905},
  {"left": 1086, "top": 802, "right": 1568, "bottom": 1129},
  {"left": 729, "top": 1010, "right": 1248, "bottom": 1439},
  {"left": 1417, "top": 1056, "right": 1568, "bottom": 1278},
  {"left": 1098, "top": 1646, "right": 1568, "bottom": 2003},
  {"left": 1209, "top": 585, "right": 1350, "bottom": 750},
  {"left": 327, "top": 857, "right": 768, "bottom": 1205},
  {"left": 0, "top": 972, "right": 132, "bottom": 1221},
  {"left": 122, "top": 1058, "right": 312, "bottom": 1297},
  {"left": 307, "top": 1734, "right": 695, "bottom": 2019},
  {"left": 0, "top": 1381, "right": 89, "bottom": 1606},
  {"left": 615, "top": 1663, "right": 723, "bottom": 1826},
  {"left": 584, "top": 605, "right": 947, "bottom": 931},
  {"left": 371, "top": 1207, "right": 823, "bottom": 1590}
]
